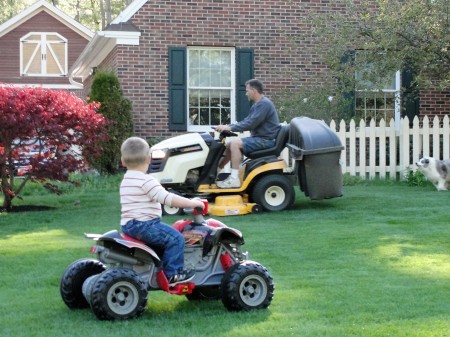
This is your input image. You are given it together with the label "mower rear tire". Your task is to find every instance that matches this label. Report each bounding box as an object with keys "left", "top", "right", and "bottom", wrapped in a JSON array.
[
  {"left": 89, "top": 268, "right": 148, "bottom": 320},
  {"left": 60, "top": 258, "right": 106, "bottom": 309},
  {"left": 251, "top": 174, "right": 295, "bottom": 211}
]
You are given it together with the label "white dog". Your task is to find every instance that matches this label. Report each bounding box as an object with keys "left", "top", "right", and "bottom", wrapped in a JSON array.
[{"left": 416, "top": 157, "right": 450, "bottom": 191}]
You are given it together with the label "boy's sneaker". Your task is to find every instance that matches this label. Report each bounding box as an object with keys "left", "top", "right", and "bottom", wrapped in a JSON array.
[
  {"left": 168, "top": 270, "right": 195, "bottom": 285},
  {"left": 216, "top": 175, "right": 241, "bottom": 188}
]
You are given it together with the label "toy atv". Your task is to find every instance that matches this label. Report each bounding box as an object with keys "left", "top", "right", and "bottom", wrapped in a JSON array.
[
  {"left": 60, "top": 201, "right": 274, "bottom": 320},
  {"left": 148, "top": 117, "right": 344, "bottom": 216}
]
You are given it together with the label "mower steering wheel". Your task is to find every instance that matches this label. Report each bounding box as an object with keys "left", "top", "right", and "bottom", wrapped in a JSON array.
[{"left": 212, "top": 127, "right": 238, "bottom": 140}]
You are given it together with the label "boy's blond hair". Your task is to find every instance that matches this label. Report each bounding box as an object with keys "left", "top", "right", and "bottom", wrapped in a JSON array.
[{"left": 121, "top": 137, "right": 150, "bottom": 167}]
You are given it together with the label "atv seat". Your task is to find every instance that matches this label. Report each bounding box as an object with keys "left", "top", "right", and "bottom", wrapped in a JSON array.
[{"left": 246, "top": 124, "right": 289, "bottom": 159}]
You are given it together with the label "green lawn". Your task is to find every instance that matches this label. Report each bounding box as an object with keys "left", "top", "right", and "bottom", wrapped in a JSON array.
[{"left": 1, "top": 177, "right": 449, "bottom": 337}]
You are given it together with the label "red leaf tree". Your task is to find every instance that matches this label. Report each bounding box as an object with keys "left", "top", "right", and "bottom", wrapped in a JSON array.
[{"left": 0, "top": 86, "right": 107, "bottom": 211}]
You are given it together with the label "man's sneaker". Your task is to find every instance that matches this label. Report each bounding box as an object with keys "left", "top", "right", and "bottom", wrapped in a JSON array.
[
  {"left": 168, "top": 270, "right": 195, "bottom": 285},
  {"left": 216, "top": 175, "right": 241, "bottom": 188}
]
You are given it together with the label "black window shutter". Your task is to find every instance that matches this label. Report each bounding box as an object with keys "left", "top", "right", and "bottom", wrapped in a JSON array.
[
  {"left": 236, "top": 48, "right": 254, "bottom": 121},
  {"left": 168, "top": 47, "right": 187, "bottom": 131},
  {"left": 401, "top": 66, "right": 419, "bottom": 122},
  {"left": 339, "top": 50, "right": 356, "bottom": 116}
]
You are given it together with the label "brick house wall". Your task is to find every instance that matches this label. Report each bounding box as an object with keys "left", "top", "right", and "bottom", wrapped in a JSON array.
[
  {"left": 420, "top": 89, "right": 450, "bottom": 118},
  {"left": 89, "top": 0, "right": 352, "bottom": 138},
  {"left": 85, "top": 0, "right": 450, "bottom": 139}
]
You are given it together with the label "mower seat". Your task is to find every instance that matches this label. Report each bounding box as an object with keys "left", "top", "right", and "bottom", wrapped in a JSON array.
[{"left": 246, "top": 124, "right": 289, "bottom": 159}]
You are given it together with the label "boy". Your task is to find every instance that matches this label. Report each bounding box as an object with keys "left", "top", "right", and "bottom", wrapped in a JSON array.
[{"left": 120, "top": 137, "right": 204, "bottom": 285}]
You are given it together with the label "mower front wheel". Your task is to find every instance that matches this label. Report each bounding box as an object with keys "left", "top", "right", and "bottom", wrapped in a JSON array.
[{"left": 162, "top": 203, "right": 184, "bottom": 216}]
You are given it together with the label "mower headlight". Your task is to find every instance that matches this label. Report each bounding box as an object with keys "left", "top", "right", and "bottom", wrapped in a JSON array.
[{"left": 151, "top": 149, "right": 167, "bottom": 159}]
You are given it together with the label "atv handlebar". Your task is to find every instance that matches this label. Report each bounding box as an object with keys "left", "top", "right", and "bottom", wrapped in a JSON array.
[{"left": 183, "top": 198, "right": 208, "bottom": 216}]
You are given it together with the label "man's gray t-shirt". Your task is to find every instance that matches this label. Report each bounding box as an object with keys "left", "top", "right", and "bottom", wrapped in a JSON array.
[{"left": 230, "top": 96, "right": 280, "bottom": 140}]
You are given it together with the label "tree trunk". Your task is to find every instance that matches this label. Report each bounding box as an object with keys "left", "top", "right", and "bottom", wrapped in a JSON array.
[
  {"left": 100, "top": 0, "right": 105, "bottom": 29},
  {"left": 105, "top": 0, "right": 112, "bottom": 26}
]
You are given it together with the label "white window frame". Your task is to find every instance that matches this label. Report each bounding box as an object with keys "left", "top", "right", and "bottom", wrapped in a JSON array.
[
  {"left": 20, "top": 32, "right": 68, "bottom": 77},
  {"left": 354, "top": 51, "right": 401, "bottom": 129},
  {"left": 186, "top": 47, "right": 235, "bottom": 133}
]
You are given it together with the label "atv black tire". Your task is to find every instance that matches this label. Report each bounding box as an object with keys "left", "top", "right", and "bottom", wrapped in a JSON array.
[
  {"left": 89, "top": 268, "right": 148, "bottom": 320},
  {"left": 221, "top": 261, "right": 274, "bottom": 311},
  {"left": 251, "top": 174, "right": 295, "bottom": 211},
  {"left": 60, "top": 258, "right": 106, "bottom": 309},
  {"left": 186, "top": 286, "right": 221, "bottom": 301}
]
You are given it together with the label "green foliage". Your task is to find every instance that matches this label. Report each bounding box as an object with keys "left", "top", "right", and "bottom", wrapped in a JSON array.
[
  {"left": 315, "top": 0, "right": 450, "bottom": 92},
  {"left": 0, "top": 1, "right": 128, "bottom": 32},
  {"left": 404, "top": 166, "right": 427, "bottom": 187},
  {"left": 273, "top": 85, "right": 354, "bottom": 124},
  {"left": 342, "top": 173, "right": 365, "bottom": 186},
  {"left": 87, "top": 70, "right": 133, "bottom": 175}
]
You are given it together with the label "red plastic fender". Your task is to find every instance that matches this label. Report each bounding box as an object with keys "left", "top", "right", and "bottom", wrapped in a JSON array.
[
  {"left": 172, "top": 219, "right": 192, "bottom": 232},
  {"left": 205, "top": 218, "right": 228, "bottom": 228}
]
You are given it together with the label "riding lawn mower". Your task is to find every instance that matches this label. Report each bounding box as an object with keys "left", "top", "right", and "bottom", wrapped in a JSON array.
[{"left": 148, "top": 117, "right": 344, "bottom": 216}]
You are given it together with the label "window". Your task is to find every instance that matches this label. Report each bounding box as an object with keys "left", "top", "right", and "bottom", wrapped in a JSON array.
[
  {"left": 187, "top": 48, "right": 235, "bottom": 132},
  {"left": 354, "top": 53, "right": 400, "bottom": 126},
  {"left": 168, "top": 47, "right": 253, "bottom": 131},
  {"left": 20, "top": 32, "right": 68, "bottom": 77}
]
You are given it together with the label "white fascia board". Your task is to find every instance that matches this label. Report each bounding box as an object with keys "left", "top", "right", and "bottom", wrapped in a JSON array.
[
  {"left": 70, "top": 29, "right": 140, "bottom": 83},
  {"left": 0, "top": 0, "right": 93, "bottom": 40},
  {"left": 97, "top": 30, "right": 141, "bottom": 45},
  {"left": 111, "top": 0, "right": 148, "bottom": 24},
  {"left": 70, "top": 35, "right": 116, "bottom": 83}
]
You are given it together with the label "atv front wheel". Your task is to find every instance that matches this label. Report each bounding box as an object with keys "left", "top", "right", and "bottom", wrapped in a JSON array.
[
  {"left": 89, "top": 268, "right": 148, "bottom": 320},
  {"left": 251, "top": 174, "right": 295, "bottom": 211},
  {"left": 60, "top": 258, "right": 106, "bottom": 309},
  {"left": 221, "top": 261, "right": 274, "bottom": 311}
]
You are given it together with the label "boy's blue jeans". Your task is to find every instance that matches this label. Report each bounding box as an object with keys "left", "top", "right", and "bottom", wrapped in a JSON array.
[{"left": 121, "top": 218, "right": 184, "bottom": 278}]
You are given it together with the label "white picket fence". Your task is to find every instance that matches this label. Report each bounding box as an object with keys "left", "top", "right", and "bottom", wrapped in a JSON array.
[{"left": 329, "top": 115, "right": 450, "bottom": 179}]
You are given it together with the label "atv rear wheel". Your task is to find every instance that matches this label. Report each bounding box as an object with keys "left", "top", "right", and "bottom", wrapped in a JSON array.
[
  {"left": 89, "top": 268, "right": 148, "bottom": 320},
  {"left": 251, "top": 174, "right": 295, "bottom": 211},
  {"left": 60, "top": 258, "right": 106, "bottom": 309},
  {"left": 221, "top": 261, "right": 274, "bottom": 311}
]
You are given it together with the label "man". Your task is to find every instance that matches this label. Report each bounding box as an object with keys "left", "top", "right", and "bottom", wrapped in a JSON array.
[{"left": 215, "top": 79, "right": 280, "bottom": 188}]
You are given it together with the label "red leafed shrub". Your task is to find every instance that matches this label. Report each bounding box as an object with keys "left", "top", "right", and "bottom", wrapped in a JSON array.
[{"left": 0, "top": 86, "right": 107, "bottom": 211}]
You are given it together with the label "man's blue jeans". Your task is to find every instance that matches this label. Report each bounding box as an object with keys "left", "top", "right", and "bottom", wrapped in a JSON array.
[{"left": 121, "top": 218, "right": 184, "bottom": 277}]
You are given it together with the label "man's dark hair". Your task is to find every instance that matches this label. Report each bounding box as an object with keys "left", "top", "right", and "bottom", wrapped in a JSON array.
[{"left": 246, "top": 79, "right": 264, "bottom": 94}]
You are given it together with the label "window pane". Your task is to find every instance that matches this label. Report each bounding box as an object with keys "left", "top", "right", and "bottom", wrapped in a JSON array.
[
  {"left": 188, "top": 89, "right": 231, "bottom": 126},
  {"left": 355, "top": 92, "right": 396, "bottom": 122},
  {"left": 187, "top": 48, "right": 233, "bottom": 128}
]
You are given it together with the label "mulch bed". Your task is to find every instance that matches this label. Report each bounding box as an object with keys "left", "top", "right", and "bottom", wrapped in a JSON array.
[{"left": 0, "top": 205, "right": 54, "bottom": 213}]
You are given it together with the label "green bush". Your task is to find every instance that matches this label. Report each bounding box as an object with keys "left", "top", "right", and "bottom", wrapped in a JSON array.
[
  {"left": 87, "top": 70, "right": 133, "bottom": 174},
  {"left": 404, "top": 166, "right": 427, "bottom": 186}
]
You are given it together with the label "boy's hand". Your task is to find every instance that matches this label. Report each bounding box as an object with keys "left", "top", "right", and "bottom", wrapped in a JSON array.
[{"left": 193, "top": 199, "right": 205, "bottom": 210}]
